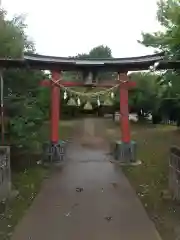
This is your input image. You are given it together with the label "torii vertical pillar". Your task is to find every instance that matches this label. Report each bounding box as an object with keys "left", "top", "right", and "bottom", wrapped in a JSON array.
[
  {"left": 113, "top": 73, "right": 137, "bottom": 163},
  {"left": 51, "top": 71, "right": 60, "bottom": 143},
  {"left": 43, "top": 70, "right": 64, "bottom": 164}
]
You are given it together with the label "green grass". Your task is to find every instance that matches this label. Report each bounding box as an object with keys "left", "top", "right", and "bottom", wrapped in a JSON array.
[
  {"left": 105, "top": 121, "right": 180, "bottom": 240},
  {"left": 0, "top": 167, "right": 49, "bottom": 239},
  {"left": 0, "top": 120, "right": 75, "bottom": 239}
]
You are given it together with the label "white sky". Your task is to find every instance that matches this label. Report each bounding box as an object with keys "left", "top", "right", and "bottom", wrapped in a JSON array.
[{"left": 2, "top": 0, "right": 161, "bottom": 58}]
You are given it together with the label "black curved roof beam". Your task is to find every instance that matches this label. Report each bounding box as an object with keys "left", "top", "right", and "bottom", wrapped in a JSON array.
[
  {"left": 0, "top": 52, "right": 179, "bottom": 71},
  {"left": 23, "top": 52, "right": 165, "bottom": 71},
  {"left": 157, "top": 60, "right": 180, "bottom": 70}
]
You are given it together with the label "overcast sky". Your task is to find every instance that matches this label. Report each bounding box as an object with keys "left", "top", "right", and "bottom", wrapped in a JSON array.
[{"left": 2, "top": 0, "right": 161, "bottom": 58}]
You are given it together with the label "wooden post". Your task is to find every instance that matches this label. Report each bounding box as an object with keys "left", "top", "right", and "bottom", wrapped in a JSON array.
[
  {"left": 119, "top": 73, "right": 130, "bottom": 143},
  {"left": 51, "top": 71, "right": 61, "bottom": 143},
  {"left": 113, "top": 73, "right": 137, "bottom": 163},
  {"left": 42, "top": 71, "right": 66, "bottom": 164}
]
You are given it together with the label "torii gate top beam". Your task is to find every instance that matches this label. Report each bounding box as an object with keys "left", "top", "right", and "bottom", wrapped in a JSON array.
[{"left": 0, "top": 52, "right": 178, "bottom": 72}]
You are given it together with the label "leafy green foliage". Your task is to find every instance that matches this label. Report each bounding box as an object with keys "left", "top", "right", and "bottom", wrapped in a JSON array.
[
  {"left": 0, "top": 9, "right": 47, "bottom": 149},
  {"left": 9, "top": 97, "right": 45, "bottom": 149},
  {"left": 141, "top": 0, "right": 180, "bottom": 56},
  {"left": 138, "top": 0, "right": 180, "bottom": 124},
  {"left": 0, "top": 10, "right": 34, "bottom": 57}
]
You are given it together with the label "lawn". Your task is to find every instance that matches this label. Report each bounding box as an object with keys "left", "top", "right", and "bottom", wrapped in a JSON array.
[
  {"left": 105, "top": 121, "right": 180, "bottom": 240},
  {"left": 0, "top": 120, "right": 75, "bottom": 240}
]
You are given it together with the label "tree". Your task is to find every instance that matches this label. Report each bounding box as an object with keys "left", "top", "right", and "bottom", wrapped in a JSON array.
[
  {"left": 140, "top": 0, "right": 180, "bottom": 57},
  {"left": 0, "top": 9, "right": 46, "bottom": 150},
  {"left": 128, "top": 72, "right": 163, "bottom": 122},
  {"left": 0, "top": 10, "right": 34, "bottom": 57},
  {"left": 139, "top": 0, "right": 180, "bottom": 125},
  {"left": 63, "top": 45, "right": 116, "bottom": 83},
  {"left": 88, "top": 45, "right": 112, "bottom": 58}
]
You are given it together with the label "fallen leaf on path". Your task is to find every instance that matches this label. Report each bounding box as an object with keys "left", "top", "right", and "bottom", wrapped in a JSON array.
[
  {"left": 111, "top": 182, "right": 118, "bottom": 188},
  {"left": 64, "top": 203, "right": 79, "bottom": 217},
  {"left": 104, "top": 216, "right": 112, "bottom": 222},
  {"left": 65, "top": 212, "right": 71, "bottom": 217}
]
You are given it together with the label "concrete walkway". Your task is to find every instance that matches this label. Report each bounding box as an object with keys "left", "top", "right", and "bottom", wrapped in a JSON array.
[{"left": 11, "top": 119, "right": 161, "bottom": 240}]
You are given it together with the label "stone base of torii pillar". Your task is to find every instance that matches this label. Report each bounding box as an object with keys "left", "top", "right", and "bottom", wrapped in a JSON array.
[
  {"left": 113, "top": 140, "right": 137, "bottom": 163},
  {"left": 42, "top": 141, "right": 67, "bottom": 165}
]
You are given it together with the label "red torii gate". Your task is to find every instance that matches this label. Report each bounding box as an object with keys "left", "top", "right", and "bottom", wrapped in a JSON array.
[
  {"left": 41, "top": 71, "right": 136, "bottom": 162},
  {"left": 0, "top": 52, "right": 165, "bottom": 163}
]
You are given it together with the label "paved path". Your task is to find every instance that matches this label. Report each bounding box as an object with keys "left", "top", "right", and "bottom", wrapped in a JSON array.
[{"left": 11, "top": 119, "right": 161, "bottom": 240}]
